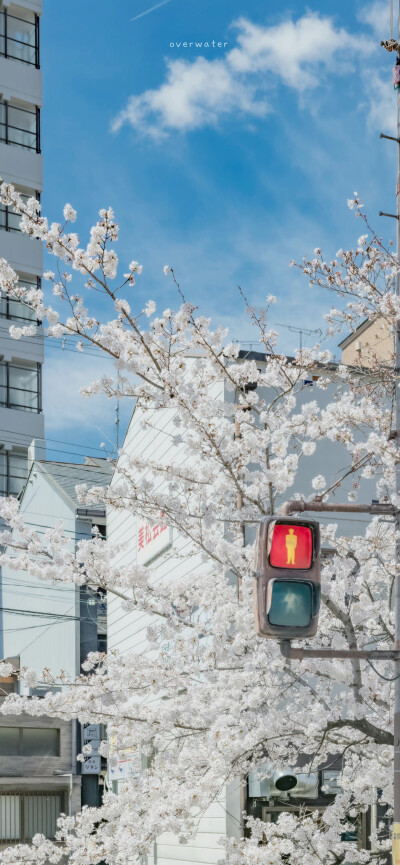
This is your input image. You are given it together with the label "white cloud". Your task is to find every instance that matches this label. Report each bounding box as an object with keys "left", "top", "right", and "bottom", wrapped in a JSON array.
[
  {"left": 112, "top": 56, "right": 267, "bottom": 137},
  {"left": 43, "top": 350, "right": 132, "bottom": 439},
  {"left": 365, "top": 70, "right": 396, "bottom": 132},
  {"left": 361, "top": 0, "right": 390, "bottom": 37},
  {"left": 228, "top": 14, "right": 357, "bottom": 87},
  {"left": 112, "top": 12, "right": 374, "bottom": 137}
]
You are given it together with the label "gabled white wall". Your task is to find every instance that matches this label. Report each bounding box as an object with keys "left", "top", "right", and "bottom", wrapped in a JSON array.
[
  {"left": 1, "top": 468, "right": 81, "bottom": 679},
  {"left": 107, "top": 376, "right": 242, "bottom": 865}
]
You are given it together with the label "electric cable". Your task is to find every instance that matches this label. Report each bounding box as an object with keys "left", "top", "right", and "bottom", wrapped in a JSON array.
[{"left": 367, "top": 659, "right": 400, "bottom": 680}]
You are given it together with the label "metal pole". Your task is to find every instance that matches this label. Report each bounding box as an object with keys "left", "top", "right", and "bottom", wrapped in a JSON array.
[{"left": 394, "top": 16, "right": 400, "bottom": 859}]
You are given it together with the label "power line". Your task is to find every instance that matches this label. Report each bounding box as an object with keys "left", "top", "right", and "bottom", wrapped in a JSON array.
[{"left": 0, "top": 606, "right": 88, "bottom": 621}]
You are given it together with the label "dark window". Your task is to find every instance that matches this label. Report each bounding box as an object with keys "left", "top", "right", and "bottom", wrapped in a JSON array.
[
  {"left": 0, "top": 449, "right": 28, "bottom": 498},
  {"left": 0, "top": 361, "right": 42, "bottom": 413},
  {"left": 0, "top": 727, "right": 60, "bottom": 757},
  {"left": 0, "top": 9, "right": 40, "bottom": 67},
  {"left": 0, "top": 727, "right": 19, "bottom": 756},
  {"left": 0, "top": 791, "right": 64, "bottom": 842},
  {"left": 22, "top": 728, "right": 59, "bottom": 757},
  {"left": 0, "top": 100, "right": 40, "bottom": 152}
]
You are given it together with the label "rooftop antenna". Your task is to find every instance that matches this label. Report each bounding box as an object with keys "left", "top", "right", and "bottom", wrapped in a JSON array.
[{"left": 274, "top": 323, "right": 322, "bottom": 352}]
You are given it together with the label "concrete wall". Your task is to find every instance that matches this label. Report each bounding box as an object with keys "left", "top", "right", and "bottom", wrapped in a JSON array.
[{"left": 0, "top": 715, "right": 74, "bottom": 777}]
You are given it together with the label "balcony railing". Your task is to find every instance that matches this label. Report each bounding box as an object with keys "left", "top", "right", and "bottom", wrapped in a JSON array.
[
  {"left": 0, "top": 101, "right": 40, "bottom": 152},
  {"left": 0, "top": 449, "right": 28, "bottom": 497},
  {"left": 0, "top": 277, "right": 41, "bottom": 325},
  {"left": 0, "top": 10, "right": 40, "bottom": 68},
  {"left": 0, "top": 362, "right": 41, "bottom": 413}
]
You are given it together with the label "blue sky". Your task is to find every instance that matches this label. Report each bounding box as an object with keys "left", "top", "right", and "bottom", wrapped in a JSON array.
[{"left": 40, "top": 0, "right": 396, "bottom": 460}]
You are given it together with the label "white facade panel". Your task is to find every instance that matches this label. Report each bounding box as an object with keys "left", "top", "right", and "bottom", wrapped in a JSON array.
[
  {"left": 0, "top": 140, "right": 42, "bottom": 190},
  {"left": 9, "top": 1, "right": 42, "bottom": 15},
  {"left": 0, "top": 405, "right": 44, "bottom": 447},
  {"left": 0, "top": 230, "right": 42, "bottom": 275},
  {"left": 0, "top": 56, "right": 41, "bottom": 106}
]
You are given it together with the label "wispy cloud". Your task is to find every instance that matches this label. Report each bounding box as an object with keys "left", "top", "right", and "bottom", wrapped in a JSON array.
[
  {"left": 131, "top": 0, "right": 173, "bottom": 24},
  {"left": 112, "top": 12, "right": 374, "bottom": 138},
  {"left": 43, "top": 351, "right": 131, "bottom": 441},
  {"left": 364, "top": 70, "right": 396, "bottom": 133},
  {"left": 360, "top": 0, "right": 390, "bottom": 38}
]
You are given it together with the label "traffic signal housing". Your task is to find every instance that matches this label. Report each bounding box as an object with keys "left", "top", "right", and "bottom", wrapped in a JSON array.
[{"left": 253, "top": 517, "right": 321, "bottom": 639}]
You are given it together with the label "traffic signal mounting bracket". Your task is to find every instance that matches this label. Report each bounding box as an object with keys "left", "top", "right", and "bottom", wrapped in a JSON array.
[{"left": 280, "top": 640, "right": 400, "bottom": 661}]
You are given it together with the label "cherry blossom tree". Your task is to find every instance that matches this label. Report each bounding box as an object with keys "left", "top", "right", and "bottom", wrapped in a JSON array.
[{"left": 0, "top": 182, "right": 397, "bottom": 864}]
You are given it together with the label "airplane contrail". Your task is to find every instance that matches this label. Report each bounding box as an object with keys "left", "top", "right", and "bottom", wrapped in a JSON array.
[{"left": 131, "top": 0, "right": 173, "bottom": 22}]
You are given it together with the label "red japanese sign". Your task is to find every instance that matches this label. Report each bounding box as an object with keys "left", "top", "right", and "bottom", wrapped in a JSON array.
[
  {"left": 269, "top": 524, "right": 312, "bottom": 570},
  {"left": 137, "top": 518, "right": 170, "bottom": 564}
]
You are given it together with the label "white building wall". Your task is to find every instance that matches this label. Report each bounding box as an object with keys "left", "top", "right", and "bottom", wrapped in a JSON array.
[
  {"left": 108, "top": 380, "right": 238, "bottom": 865},
  {"left": 107, "top": 362, "right": 379, "bottom": 864},
  {"left": 1, "top": 469, "right": 80, "bottom": 678}
]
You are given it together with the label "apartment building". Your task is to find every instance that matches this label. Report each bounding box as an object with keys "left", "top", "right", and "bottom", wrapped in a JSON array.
[{"left": 0, "top": 0, "right": 44, "bottom": 496}]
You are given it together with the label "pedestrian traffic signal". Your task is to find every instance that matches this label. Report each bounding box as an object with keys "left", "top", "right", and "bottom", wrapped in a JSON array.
[{"left": 253, "top": 517, "right": 321, "bottom": 639}]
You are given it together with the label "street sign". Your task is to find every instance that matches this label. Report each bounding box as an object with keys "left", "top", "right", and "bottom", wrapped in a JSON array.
[
  {"left": 254, "top": 517, "right": 321, "bottom": 639},
  {"left": 83, "top": 724, "right": 101, "bottom": 742},
  {"left": 82, "top": 755, "right": 101, "bottom": 774}
]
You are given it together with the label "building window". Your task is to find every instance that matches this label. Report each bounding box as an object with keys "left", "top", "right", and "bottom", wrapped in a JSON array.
[
  {"left": 0, "top": 9, "right": 39, "bottom": 67},
  {"left": 0, "top": 448, "right": 28, "bottom": 497},
  {"left": 0, "top": 100, "right": 40, "bottom": 152},
  {"left": 0, "top": 791, "right": 64, "bottom": 842},
  {"left": 0, "top": 276, "right": 40, "bottom": 323},
  {"left": 0, "top": 191, "right": 40, "bottom": 233},
  {"left": 0, "top": 727, "right": 60, "bottom": 757},
  {"left": 0, "top": 361, "right": 42, "bottom": 413}
]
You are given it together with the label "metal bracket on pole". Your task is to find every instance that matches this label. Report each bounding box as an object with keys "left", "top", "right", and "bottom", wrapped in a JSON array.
[
  {"left": 380, "top": 133, "right": 400, "bottom": 143},
  {"left": 280, "top": 640, "right": 400, "bottom": 661},
  {"left": 379, "top": 211, "right": 400, "bottom": 220},
  {"left": 281, "top": 499, "right": 397, "bottom": 517}
]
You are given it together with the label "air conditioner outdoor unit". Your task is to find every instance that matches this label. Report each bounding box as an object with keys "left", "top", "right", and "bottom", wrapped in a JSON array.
[{"left": 248, "top": 767, "right": 318, "bottom": 799}]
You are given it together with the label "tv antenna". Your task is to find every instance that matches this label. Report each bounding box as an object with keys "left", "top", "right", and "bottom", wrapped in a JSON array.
[{"left": 274, "top": 323, "right": 322, "bottom": 351}]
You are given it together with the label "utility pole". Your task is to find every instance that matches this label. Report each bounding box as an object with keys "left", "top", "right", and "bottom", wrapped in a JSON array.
[
  {"left": 115, "top": 371, "right": 121, "bottom": 451},
  {"left": 380, "top": 17, "right": 400, "bottom": 860},
  {"left": 393, "top": 33, "right": 400, "bottom": 863}
]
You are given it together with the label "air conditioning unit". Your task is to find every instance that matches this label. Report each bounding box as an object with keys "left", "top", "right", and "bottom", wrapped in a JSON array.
[{"left": 248, "top": 767, "right": 318, "bottom": 799}]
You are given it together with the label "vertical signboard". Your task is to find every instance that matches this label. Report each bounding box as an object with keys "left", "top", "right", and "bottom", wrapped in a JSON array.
[
  {"left": 81, "top": 723, "right": 101, "bottom": 775},
  {"left": 137, "top": 519, "right": 172, "bottom": 565}
]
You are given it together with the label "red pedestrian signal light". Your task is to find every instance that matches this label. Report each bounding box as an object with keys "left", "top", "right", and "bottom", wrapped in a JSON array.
[
  {"left": 269, "top": 524, "right": 312, "bottom": 569},
  {"left": 254, "top": 517, "right": 321, "bottom": 640}
]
